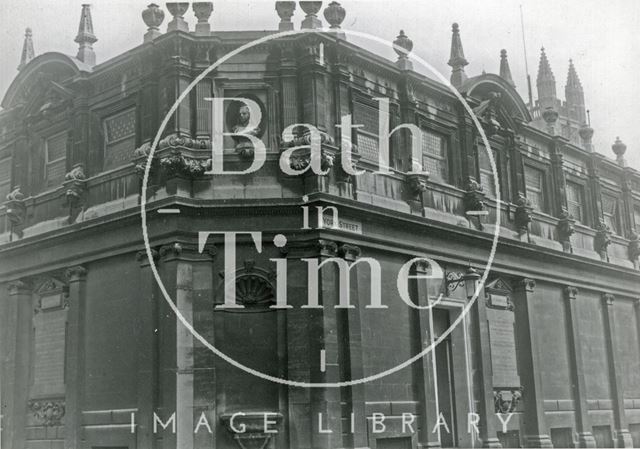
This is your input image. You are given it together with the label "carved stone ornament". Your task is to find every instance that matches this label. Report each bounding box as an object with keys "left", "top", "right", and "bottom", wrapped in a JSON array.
[
  {"left": 338, "top": 243, "right": 361, "bottom": 262},
  {"left": 235, "top": 274, "right": 276, "bottom": 307},
  {"left": 594, "top": 220, "right": 611, "bottom": 260},
  {"left": 160, "top": 148, "right": 212, "bottom": 179},
  {"left": 142, "top": 3, "right": 165, "bottom": 41},
  {"left": 473, "top": 92, "right": 502, "bottom": 137},
  {"left": 324, "top": 1, "right": 346, "bottom": 29},
  {"left": 628, "top": 231, "right": 640, "bottom": 262},
  {"left": 317, "top": 239, "right": 339, "bottom": 257},
  {"left": 405, "top": 174, "right": 428, "bottom": 197},
  {"left": 463, "top": 176, "right": 486, "bottom": 226},
  {"left": 276, "top": 1, "right": 296, "bottom": 31},
  {"left": 220, "top": 412, "right": 283, "bottom": 449},
  {"left": 514, "top": 194, "right": 533, "bottom": 235},
  {"left": 494, "top": 388, "right": 522, "bottom": 414},
  {"left": 29, "top": 399, "right": 66, "bottom": 427},
  {"left": 558, "top": 209, "right": 576, "bottom": 252},
  {"left": 5, "top": 185, "right": 27, "bottom": 232},
  {"left": 63, "top": 164, "right": 87, "bottom": 224},
  {"left": 282, "top": 132, "right": 335, "bottom": 175}
]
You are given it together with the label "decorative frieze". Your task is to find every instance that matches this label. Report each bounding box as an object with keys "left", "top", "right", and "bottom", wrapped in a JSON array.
[{"left": 28, "top": 399, "right": 66, "bottom": 427}]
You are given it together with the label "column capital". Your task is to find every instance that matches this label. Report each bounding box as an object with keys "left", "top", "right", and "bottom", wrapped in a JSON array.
[
  {"left": 338, "top": 243, "right": 361, "bottom": 262},
  {"left": 564, "top": 285, "right": 579, "bottom": 300},
  {"left": 317, "top": 239, "right": 338, "bottom": 257},
  {"left": 516, "top": 278, "right": 536, "bottom": 293},
  {"left": 65, "top": 266, "right": 87, "bottom": 282},
  {"left": 136, "top": 248, "right": 159, "bottom": 267},
  {"left": 159, "top": 242, "right": 216, "bottom": 262},
  {"left": 7, "top": 279, "right": 32, "bottom": 295},
  {"left": 602, "top": 293, "right": 615, "bottom": 306}
]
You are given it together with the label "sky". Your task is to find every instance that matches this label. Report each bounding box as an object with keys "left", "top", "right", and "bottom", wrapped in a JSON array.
[{"left": 0, "top": 0, "right": 638, "bottom": 169}]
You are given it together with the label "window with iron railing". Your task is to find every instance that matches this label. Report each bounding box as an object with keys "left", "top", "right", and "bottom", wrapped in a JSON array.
[
  {"left": 0, "top": 157, "right": 11, "bottom": 201},
  {"left": 524, "top": 165, "right": 546, "bottom": 212},
  {"left": 602, "top": 193, "right": 620, "bottom": 235},
  {"left": 104, "top": 108, "right": 136, "bottom": 170},
  {"left": 421, "top": 129, "right": 448, "bottom": 183},
  {"left": 45, "top": 132, "right": 67, "bottom": 188},
  {"left": 566, "top": 181, "right": 585, "bottom": 224}
]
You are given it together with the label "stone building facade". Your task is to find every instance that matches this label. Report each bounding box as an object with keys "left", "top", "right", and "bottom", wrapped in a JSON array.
[{"left": 1, "top": 2, "right": 640, "bottom": 449}]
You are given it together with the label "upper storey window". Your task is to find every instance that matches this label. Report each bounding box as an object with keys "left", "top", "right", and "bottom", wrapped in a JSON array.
[
  {"left": 45, "top": 132, "right": 67, "bottom": 188},
  {"left": 104, "top": 108, "right": 136, "bottom": 170},
  {"left": 566, "top": 181, "right": 585, "bottom": 224},
  {"left": 0, "top": 157, "right": 11, "bottom": 200},
  {"left": 634, "top": 205, "right": 640, "bottom": 232},
  {"left": 353, "top": 100, "right": 379, "bottom": 162},
  {"left": 421, "top": 129, "right": 448, "bottom": 183},
  {"left": 478, "top": 146, "right": 497, "bottom": 198},
  {"left": 524, "top": 165, "right": 546, "bottom": 212},
  {"left": 602, "top": 193, "right": 620, "bottom": 235}
]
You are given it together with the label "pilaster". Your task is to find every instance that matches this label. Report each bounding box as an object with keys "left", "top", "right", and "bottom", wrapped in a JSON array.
[
  {"left": 601, "top": 294, "right": 633, "bottom": 448},
  {"left": 64, "top": 266, "right": 87, "bottom": 449},
  {"left": 563, "top": 286, "right": 596, "bottom": 448},
  {"left": 513, "top": 279, "right": 553, "bottom": 448}
]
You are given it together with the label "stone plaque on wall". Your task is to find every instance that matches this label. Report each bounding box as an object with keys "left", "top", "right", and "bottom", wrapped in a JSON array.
[
  {"left": 487, "top": 306, "right": 520, "bottom": 388},
  {"left": 32, "top": 308, "right": 67, "bottom": 397}
]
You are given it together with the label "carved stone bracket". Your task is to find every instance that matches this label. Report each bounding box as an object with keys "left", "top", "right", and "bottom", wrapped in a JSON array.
[
  {"left": 494, "top": 388, "right": 522, "bottom": 414},
  {"left": 602, "top": 293, "right": 615, "bottom": 307},
  {"left": 405, "top": 173, "right": 428, "bottom": 199},
  {"left": 594, "top": 221, "right": 612, "bottom": 261},
  {"left": 517, "top": 278, "right": 536, "bottom": 293},
  {"left": 514, "top": 194, "right": 533, "bottom": 236},
  {"left": 5, "top": 185, "right": 26, "bottom": 237},
  {"left": 63, "top": 164, "right": 87, "bottom": 224},
  {"left": 28, "top": 399, "right": 66, "bottom": 427},
  {"left": 132, "top": 142, "right": 159, "bottom": 181},
  {"left": 558, "top": 209, "right": 576, "bottom": 253}
]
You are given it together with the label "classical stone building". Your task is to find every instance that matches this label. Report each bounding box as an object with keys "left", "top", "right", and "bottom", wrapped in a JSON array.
[{"left": 1, "top": 2, "right": 640, "bottom": 449}]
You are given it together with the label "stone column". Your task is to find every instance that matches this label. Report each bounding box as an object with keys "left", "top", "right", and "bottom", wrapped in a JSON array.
[
  {"left": 136, "top": 250, "right": 159, "bottom": 449},
  {"left": 550, "top": 137, "right": 569, "bottom": 217},
  {"left": 471, "top": 284, "right": 502, "bottom": 448},
  {"left": 3, "top": 280, "right": 32, "bottom": 449},
  {"left": 563, "top": 286, "right": 596, "bottom": 448},
  {"left": 513, "top": 279, "right": 553, "bottom": 448},
  {"left": 601, "top": 294, "right": 633, "bottom": 448},
  {"left": 64, "top": 266, "right": 87, "bottom": 449}
]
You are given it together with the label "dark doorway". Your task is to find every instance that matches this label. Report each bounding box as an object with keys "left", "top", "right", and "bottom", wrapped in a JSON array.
[{"left": 433, "top": 308, "right": 457, "bottom": 448}]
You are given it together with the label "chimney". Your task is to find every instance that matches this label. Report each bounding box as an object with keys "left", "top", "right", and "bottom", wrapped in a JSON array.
[
  {"left": 75, "top": 4, "right": 97, "bottom": 66},
  {"left": 18, "top": 27, "right": 35, "bottom": 71}
]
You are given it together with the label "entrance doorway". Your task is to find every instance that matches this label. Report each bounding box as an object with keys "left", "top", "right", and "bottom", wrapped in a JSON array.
[{"left": 433, "top": 308, "right": 458, "bottom": 448}]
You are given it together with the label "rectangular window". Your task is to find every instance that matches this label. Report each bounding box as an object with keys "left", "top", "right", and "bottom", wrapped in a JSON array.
[
  {"left": 602, "top": 193, "right": 620, "bottom": 235},
  {"left": 0, "top": 157, "right": 11, "bottom": 201},
  {"left": 104, "top": 108, "right": 136, "bottom": 170},
  {"left": 634, "top": 205, "right": 640, "bottom": 231},
  {"left": 45, "top": 132, "right": 67, "bottom": 188},
  {"left": 478, "top": 146, "right": 497, "bottom": 197},
  {"left": 353, "top": 101, "right": 379, "bottom": 162},
  {"left": 566, "top": 181, "right": 585, "bottom": 223},
  {"left": 421, "top": 129, "right": 448, "bottom": 182},
  {"left": 524, "top": 165, "right": 546, "bottom": 212}
]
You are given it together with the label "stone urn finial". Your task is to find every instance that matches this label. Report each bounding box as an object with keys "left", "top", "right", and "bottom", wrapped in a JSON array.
[
  {"left": 324, "top": 2, "right": 346, "bottom": 29},
  {"left": 612, "top": 136, "right": 627, "bottom": 167},
  {"left": 142, "top": 3, "right": 165, "bottom": 42},
  {"left": 393, "top": 30, "right": 413, "bottom": 70},
  {"left": 578, "top": 122, "right": 594, "bottom": 151},
  {"left": 166, "top": 2, "right": 189, "bottom": 32},
  {"left": 192, "top": 2, "right": 213, "bottom": 35},
  {"left": 300, "top": 1, "right": 323, "bottom": 29},
  {"left": 542, "top": 107, "right": 559, "bottom": 135},
  {"left": 276, "top": 1, "right": 296, "bottom": 31}
]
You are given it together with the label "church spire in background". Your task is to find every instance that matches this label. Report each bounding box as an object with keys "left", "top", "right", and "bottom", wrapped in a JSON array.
[
  {"left": 75, "top": 4, "right": 97, "bottom": 66},
  {"left": 499, "top": 49, "right": 515, "bottom": 87},
  {"left": 18, "top": 27, "right": 35, "bottom": 71},
  {"left": 536, "top": 47, "right": 557, "bottom": 110},
  {"left": 448, "top": 23, "right": 468, "bottom": 89},
  {"left": 565, "top": 59, "right": 586, "bottom": 124}
]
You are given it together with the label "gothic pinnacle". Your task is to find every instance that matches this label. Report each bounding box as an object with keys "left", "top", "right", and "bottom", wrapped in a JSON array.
[
  {"left": 499, "top": 49, "right": 515, "bottom": 87},
  {"left": 448, "top": 23, "right": 468, "bottom": 89},
  {"left": 18, "top": 27, "right": 35, "bottom": 71},
  {"left": 75, "top": 4, "right": 97, "bottom": 66}
]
